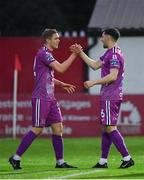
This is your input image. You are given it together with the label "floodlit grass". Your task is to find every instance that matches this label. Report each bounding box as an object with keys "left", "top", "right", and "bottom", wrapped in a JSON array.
[{"left": 0, "top": 137, "right": 144, "bottom": 179}]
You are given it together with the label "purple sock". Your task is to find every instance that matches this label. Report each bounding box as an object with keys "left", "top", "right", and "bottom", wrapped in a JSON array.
[
  {"left": 52, "top": 135, "right": 63, "bottom": 160},
  {"left": 16, "top": 130, "right": 37, "bottom": 156},
  {"left": 110, "top": 130, "right": 129, "bottom": 157},
  {"left": 101, "top": 132, "right": 112, "bottom": 159}
]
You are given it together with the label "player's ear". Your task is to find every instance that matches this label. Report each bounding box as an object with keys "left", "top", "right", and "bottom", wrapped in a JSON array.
[
  {"left": 46, "top": 38, "right": 51, "bottom": 44},
  {"left": 106, "top": 35, "right": 110, "bottom": 41},
  {"left": 109, "top": 35, "right": 114, "bottom": 41}
]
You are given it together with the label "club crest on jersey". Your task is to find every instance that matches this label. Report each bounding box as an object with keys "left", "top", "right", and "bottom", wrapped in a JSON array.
[{"left": 46, "top": 54, "right": 53, "bottom": 62}]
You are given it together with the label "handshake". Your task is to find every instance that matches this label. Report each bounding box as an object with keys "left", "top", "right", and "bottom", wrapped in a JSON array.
[{"left": 70, "top": 43, "right": 83, "bottom": 54}]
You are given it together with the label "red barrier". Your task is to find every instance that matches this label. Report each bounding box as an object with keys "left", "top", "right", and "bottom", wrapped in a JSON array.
[
  {"left": 0, "top": 37, "right": 87, "bottom": 93},
  {"left": 0, "top": 94, "right": 144, "bottom": 137}
]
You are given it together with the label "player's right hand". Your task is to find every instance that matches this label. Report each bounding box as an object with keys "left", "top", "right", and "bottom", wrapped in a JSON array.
[
  {"left": 70, "top": 44, "right": 83, "bottom": 54},
  {"left": 84, "top": 80, "right": 95, "bottom": 88}
]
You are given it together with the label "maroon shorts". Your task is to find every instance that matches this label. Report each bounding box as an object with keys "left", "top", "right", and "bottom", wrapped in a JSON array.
[
  {"left": 100, "top": 100, "right": 121, "bottom": 125},
  {"left": 31, "top": 98, "right": 62, "bottom": 127}
]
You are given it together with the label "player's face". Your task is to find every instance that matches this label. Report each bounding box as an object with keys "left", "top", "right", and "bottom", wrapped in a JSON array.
[
  {"left": 101, "top": 32, "right": 109, "bottom": 48},
  {"left": 48, "top": 33, "right": 60, "bottom": 49}
]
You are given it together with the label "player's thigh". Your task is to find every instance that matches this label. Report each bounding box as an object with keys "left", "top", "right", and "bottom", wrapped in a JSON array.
[
  {"left": 102, "top": 125, "right": 117, "bottom": 133},
  {"left": 46, "top": 100, "right": 63, "bottom": 127},
  {"left": 32, "top": 98, "right": 51, "bottom": 127},
  {"left": 100, "top": 100, "right": 121, "bottom": 126}
]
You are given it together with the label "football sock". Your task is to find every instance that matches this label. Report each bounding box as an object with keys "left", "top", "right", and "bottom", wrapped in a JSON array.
[
  {"left": 16, "top": 130, "right": 37, "bottom": 156},
  {"left": 52, "top": 135, "right": 64, "bottom": 161},
  {"left": 57, "top": 159, "right": 65, "bottom": 165},
  {"left": 101, "top": 132, "right": 112, "bottom": 159},
  {"left": 99, "top": 158, "right": 108, "bottom": 165},
  {"left": 110, "top": 130, "right": 129, "bottom": 157},
  {"left": 13, "top": 154, "right": 21, "bottom": 161},
  {"left": 123, "top": 155, "right": 131, "bottom": 161}
]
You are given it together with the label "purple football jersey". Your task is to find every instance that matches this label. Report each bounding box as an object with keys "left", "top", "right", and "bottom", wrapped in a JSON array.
[
  {"left": 32, "top": 46, "right": 56, "bottom": 100},
  {"left": 100, "top": 46, "right": 124, "bottom": 100}
]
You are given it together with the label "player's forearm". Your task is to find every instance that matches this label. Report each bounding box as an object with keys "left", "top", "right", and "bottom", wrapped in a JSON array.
[
  {"left": 93, "top": 74, "right": 117, "bottom": 85},
  {"left": 60, "top": 53, "right": 77, "bottom": 73},
  {"left": 79, "top": 51, "right": 100, "bottom": 70},
  {"left": 54, "top": 78, "right": 64, "bottom": 86}
]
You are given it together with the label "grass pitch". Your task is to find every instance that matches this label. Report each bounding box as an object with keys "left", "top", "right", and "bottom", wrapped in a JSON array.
[{"left": 0, "top": 137, "right": 144, "bottom": 179}]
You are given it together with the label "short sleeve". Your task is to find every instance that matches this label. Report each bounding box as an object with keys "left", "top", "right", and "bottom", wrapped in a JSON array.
[
  {"left": 109, "top": 53, "right": 120, "bottom": 69},
  {"left": 100, "top": 54, "right": 105, "bottom": 61},
  {"left": 42, "top": 51, "right": 55, "bottom": 65}
]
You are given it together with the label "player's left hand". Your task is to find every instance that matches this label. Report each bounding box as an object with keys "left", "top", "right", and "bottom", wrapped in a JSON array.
[
  {"left": 62, "top": 83, "right": 76, "bottom": 93},
  {"left": 84, "top": 80, "right": 95, "bottom": 88}
]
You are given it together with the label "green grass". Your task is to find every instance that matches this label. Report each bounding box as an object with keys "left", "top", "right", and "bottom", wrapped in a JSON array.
[{"left": 0, "top": 137, "right": 144, "bottom": 179}]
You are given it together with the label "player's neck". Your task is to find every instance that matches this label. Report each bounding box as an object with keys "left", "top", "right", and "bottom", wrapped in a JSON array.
[
  {"left": 108, "top": 42, "right": 117, "bottom": 49},
  {"left": 44, "top": 44, "right": 53, "bottom": 51}
]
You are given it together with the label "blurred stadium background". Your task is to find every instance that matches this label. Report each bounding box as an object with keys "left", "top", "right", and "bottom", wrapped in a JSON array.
[{"left": 0, "top": 0, "right": 144, "bottom": 141}]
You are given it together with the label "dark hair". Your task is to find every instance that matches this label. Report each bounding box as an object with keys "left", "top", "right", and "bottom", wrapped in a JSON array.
[
  {"left": 42, "top": 28, "right": 58, "bottom": 41},
  {"left": 102, "top": 28, "right": 120, "bottom": 41}
]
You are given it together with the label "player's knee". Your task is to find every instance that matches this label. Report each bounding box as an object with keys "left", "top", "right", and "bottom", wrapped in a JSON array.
[
  {"left": 54, "top": 126, "right": 63, "bottom": 135},
  {"left": 51, "top": 123, "right": 63, "bottom": 135},
  {"left": 106, "top": 125, "right": 117, "bottom": 133},
  {"left": 31, "top": 127, "right": 43, "bottom": 135}
]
